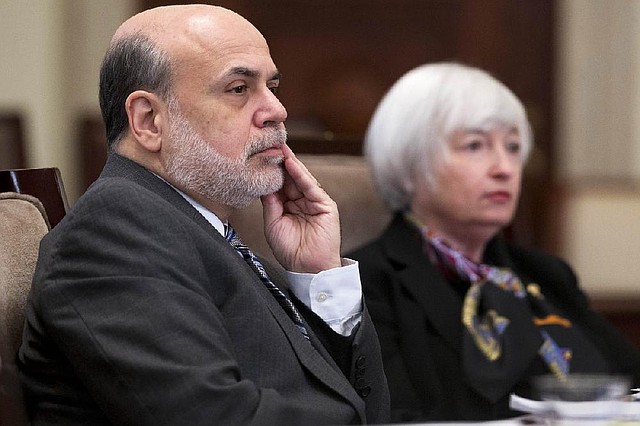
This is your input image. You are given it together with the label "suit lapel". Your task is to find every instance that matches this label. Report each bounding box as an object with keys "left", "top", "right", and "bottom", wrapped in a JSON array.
[
  {"left": 262, "top": 263, "right": 367, "bottom": 420},
  {"left": 100, "top": 154, "right": 366, "bottom": 420},
  {"left": 381, "top": 215, "right": 462, "bottom": 350}
]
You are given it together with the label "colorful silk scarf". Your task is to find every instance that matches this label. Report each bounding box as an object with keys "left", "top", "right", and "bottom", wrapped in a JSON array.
[{"left": 406, "top": 214, "right": 573, "bottom": 402}]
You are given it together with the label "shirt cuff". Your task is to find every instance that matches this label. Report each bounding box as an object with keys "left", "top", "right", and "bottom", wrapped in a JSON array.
[{"left": 286, "top": 258, "right": 363, "bottom": 335}]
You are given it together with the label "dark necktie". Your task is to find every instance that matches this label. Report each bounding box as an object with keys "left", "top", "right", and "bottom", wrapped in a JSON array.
[{"left": 225, "top": 225, "right": 309, "bottom": 340}]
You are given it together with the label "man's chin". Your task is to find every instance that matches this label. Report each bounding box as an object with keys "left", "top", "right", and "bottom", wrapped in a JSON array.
[
  {"left": 251, "top": 152, "right": 284, "bottom": 166},
  {"left": 249, "top": 167, "right": 285, "bottom": 194},
  {"left": 249, "top": 157, "right": 285, "bottom": 181}
]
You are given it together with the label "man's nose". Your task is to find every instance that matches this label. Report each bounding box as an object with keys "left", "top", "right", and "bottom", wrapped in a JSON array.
[{"left": 256, "top": 89, "right": 288, "bottom": 128}]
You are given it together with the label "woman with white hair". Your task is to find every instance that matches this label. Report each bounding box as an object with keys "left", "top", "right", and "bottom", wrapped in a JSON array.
[{"left": 348, "top": 62, "right": 640, "bottom": 421}]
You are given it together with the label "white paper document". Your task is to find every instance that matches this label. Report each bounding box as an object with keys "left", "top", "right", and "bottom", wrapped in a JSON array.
[{"left": 509, "top": 393, "right": 640, "bottom": 421}]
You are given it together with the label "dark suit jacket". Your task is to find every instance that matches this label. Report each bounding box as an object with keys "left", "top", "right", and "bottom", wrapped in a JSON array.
[
  {"left": 17, "top": 154, "right": 389, "bottom": 426},
  {"left": 348, "top": 214, "right": 640, "bottom": 422}
]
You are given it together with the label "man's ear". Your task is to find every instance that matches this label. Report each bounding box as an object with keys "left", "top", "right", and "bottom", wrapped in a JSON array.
[{"left": 125, "top": 90, "right": 167, "bottom": 153}]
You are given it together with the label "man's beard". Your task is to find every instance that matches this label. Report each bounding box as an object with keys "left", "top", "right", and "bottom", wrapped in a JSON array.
[{"left": 164, "top": 100, "right": 287, "bottom": 209}]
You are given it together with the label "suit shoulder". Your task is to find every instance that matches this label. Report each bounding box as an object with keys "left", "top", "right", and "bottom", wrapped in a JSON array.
[
  {"left": 80, "top": 176, "right": 165, "bottom": 207},
  {"left": 506, "top": 243, "right": 573, "bottom": 276},
  {"left": 44, "top": 175, "right": 198, "bottom": 258}
]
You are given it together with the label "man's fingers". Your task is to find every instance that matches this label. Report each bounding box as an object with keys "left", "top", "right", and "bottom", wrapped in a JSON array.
[{"left": 281, "top": 145, "right": 326, "bottom": 201}]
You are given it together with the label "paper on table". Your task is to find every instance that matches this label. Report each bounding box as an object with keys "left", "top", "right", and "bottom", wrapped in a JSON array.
[
  {"left": 510, "top": 393, "right": 640, "bottom": 420},
  {"left": 509, "top": 394, "right": 549, "bottom": 415}
]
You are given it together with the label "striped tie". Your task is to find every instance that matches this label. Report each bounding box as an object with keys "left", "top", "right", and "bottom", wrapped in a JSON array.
[{"left": 225, "top": 225, "right": 310, "bottom": 340}]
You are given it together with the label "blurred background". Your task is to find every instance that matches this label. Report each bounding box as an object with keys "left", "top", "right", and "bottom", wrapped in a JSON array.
[{"left": 1, "top": 1, "right": 640, "bottom": 341}]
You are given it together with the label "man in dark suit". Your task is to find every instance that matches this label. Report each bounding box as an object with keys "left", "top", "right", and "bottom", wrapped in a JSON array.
[{"left": 17, "top": 5, "right": 389, "bottom": 425}]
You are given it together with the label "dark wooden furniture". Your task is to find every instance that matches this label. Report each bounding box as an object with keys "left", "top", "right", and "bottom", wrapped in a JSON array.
[
  {"left": 0, "top": 113, "right": 26, "bottom": 170},
  {"left": 0, "top": 168, "right": 70, "bottom": 227},
  {"left": 78, "top": 114, "right": 108, "bottom": 192},
  {"left": 591, "top": 298, "right": 640, "bottom": 350}
]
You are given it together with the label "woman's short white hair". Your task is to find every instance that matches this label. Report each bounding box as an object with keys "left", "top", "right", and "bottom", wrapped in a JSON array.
[{"left": 365, "top": 62, "right": 533, "bottom": 212}]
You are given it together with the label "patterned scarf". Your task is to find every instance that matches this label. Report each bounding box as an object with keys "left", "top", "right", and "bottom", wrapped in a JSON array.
[{"left": 406, "top": 214, "right": 573, "bottom": 402}]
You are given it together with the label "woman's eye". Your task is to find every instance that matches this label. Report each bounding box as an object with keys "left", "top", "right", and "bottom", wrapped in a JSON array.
[
  {"left": 268, "top": 85, "right": 279, "bottom": 94},
  {"left": 467, "top": 140, "right": 483, "bottom": 151},
  {"left": 506, "top": 142, "right": 521, "bottom": 153}
]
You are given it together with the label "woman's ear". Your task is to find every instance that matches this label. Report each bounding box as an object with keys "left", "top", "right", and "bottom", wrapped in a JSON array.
[{"left": 125, "top": 90, "right": 167, "bottom": 153}]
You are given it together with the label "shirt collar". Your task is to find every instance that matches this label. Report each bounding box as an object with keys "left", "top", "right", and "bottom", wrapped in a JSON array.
[
  {"left": 153, "top": 172, "right": 225, "bottom": 236},
  {"left": 175, "top": 188, "right": 225, "bottom": 237}
]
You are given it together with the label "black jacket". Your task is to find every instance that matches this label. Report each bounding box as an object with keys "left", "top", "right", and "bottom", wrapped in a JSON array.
[
  {"left": 18, "top": 154, "right": 390, "bottom": 426},
  {"left": 348, "top": 213, "right": 640, "bottom": 422}
]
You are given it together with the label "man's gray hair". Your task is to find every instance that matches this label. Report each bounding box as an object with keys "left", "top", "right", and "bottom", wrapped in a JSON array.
[{"left": 99, "top": 34, "right": 173, "bottom": 151}]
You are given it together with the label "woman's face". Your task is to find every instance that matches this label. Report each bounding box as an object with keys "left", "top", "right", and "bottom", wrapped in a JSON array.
[{"left": 412, "top": 125, "right": 523, "bottom": 243}]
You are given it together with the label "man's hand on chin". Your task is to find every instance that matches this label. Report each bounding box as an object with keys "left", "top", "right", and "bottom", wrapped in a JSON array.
[{"left": 261, "top": 144, "right": 342, "bottom": 273}]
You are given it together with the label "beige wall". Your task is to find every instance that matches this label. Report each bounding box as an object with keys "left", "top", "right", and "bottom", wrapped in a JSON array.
[
  {"left": 0, "top": 0, "right": 135, "bottom": 200},
  {"left": 556, "top": 0, "right": 640, "bottom": 298},
  {"left": 562, "top": 186, "right": 640, "bottom": 298},
  {"left": 1, "top": 1, "right": 639, "bottom": 299},
  {"left": 556, "top": 0, "right": 640, "bottom": 181}
]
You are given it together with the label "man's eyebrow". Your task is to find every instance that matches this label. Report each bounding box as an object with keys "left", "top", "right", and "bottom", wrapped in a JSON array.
[
  {"left": 225, "top": 67, "right": 282, "bottom": 81},
  {"left": 270, "top": 71, "right": 282, "bottom": 82},
  {"left": 227, "top": 67, "right": 258, "bottom": 78}
]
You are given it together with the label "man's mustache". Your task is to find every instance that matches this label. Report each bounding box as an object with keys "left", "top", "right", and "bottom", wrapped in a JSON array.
[{"left": 247, "top": 128, "right": 288, "bottom": 156}]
